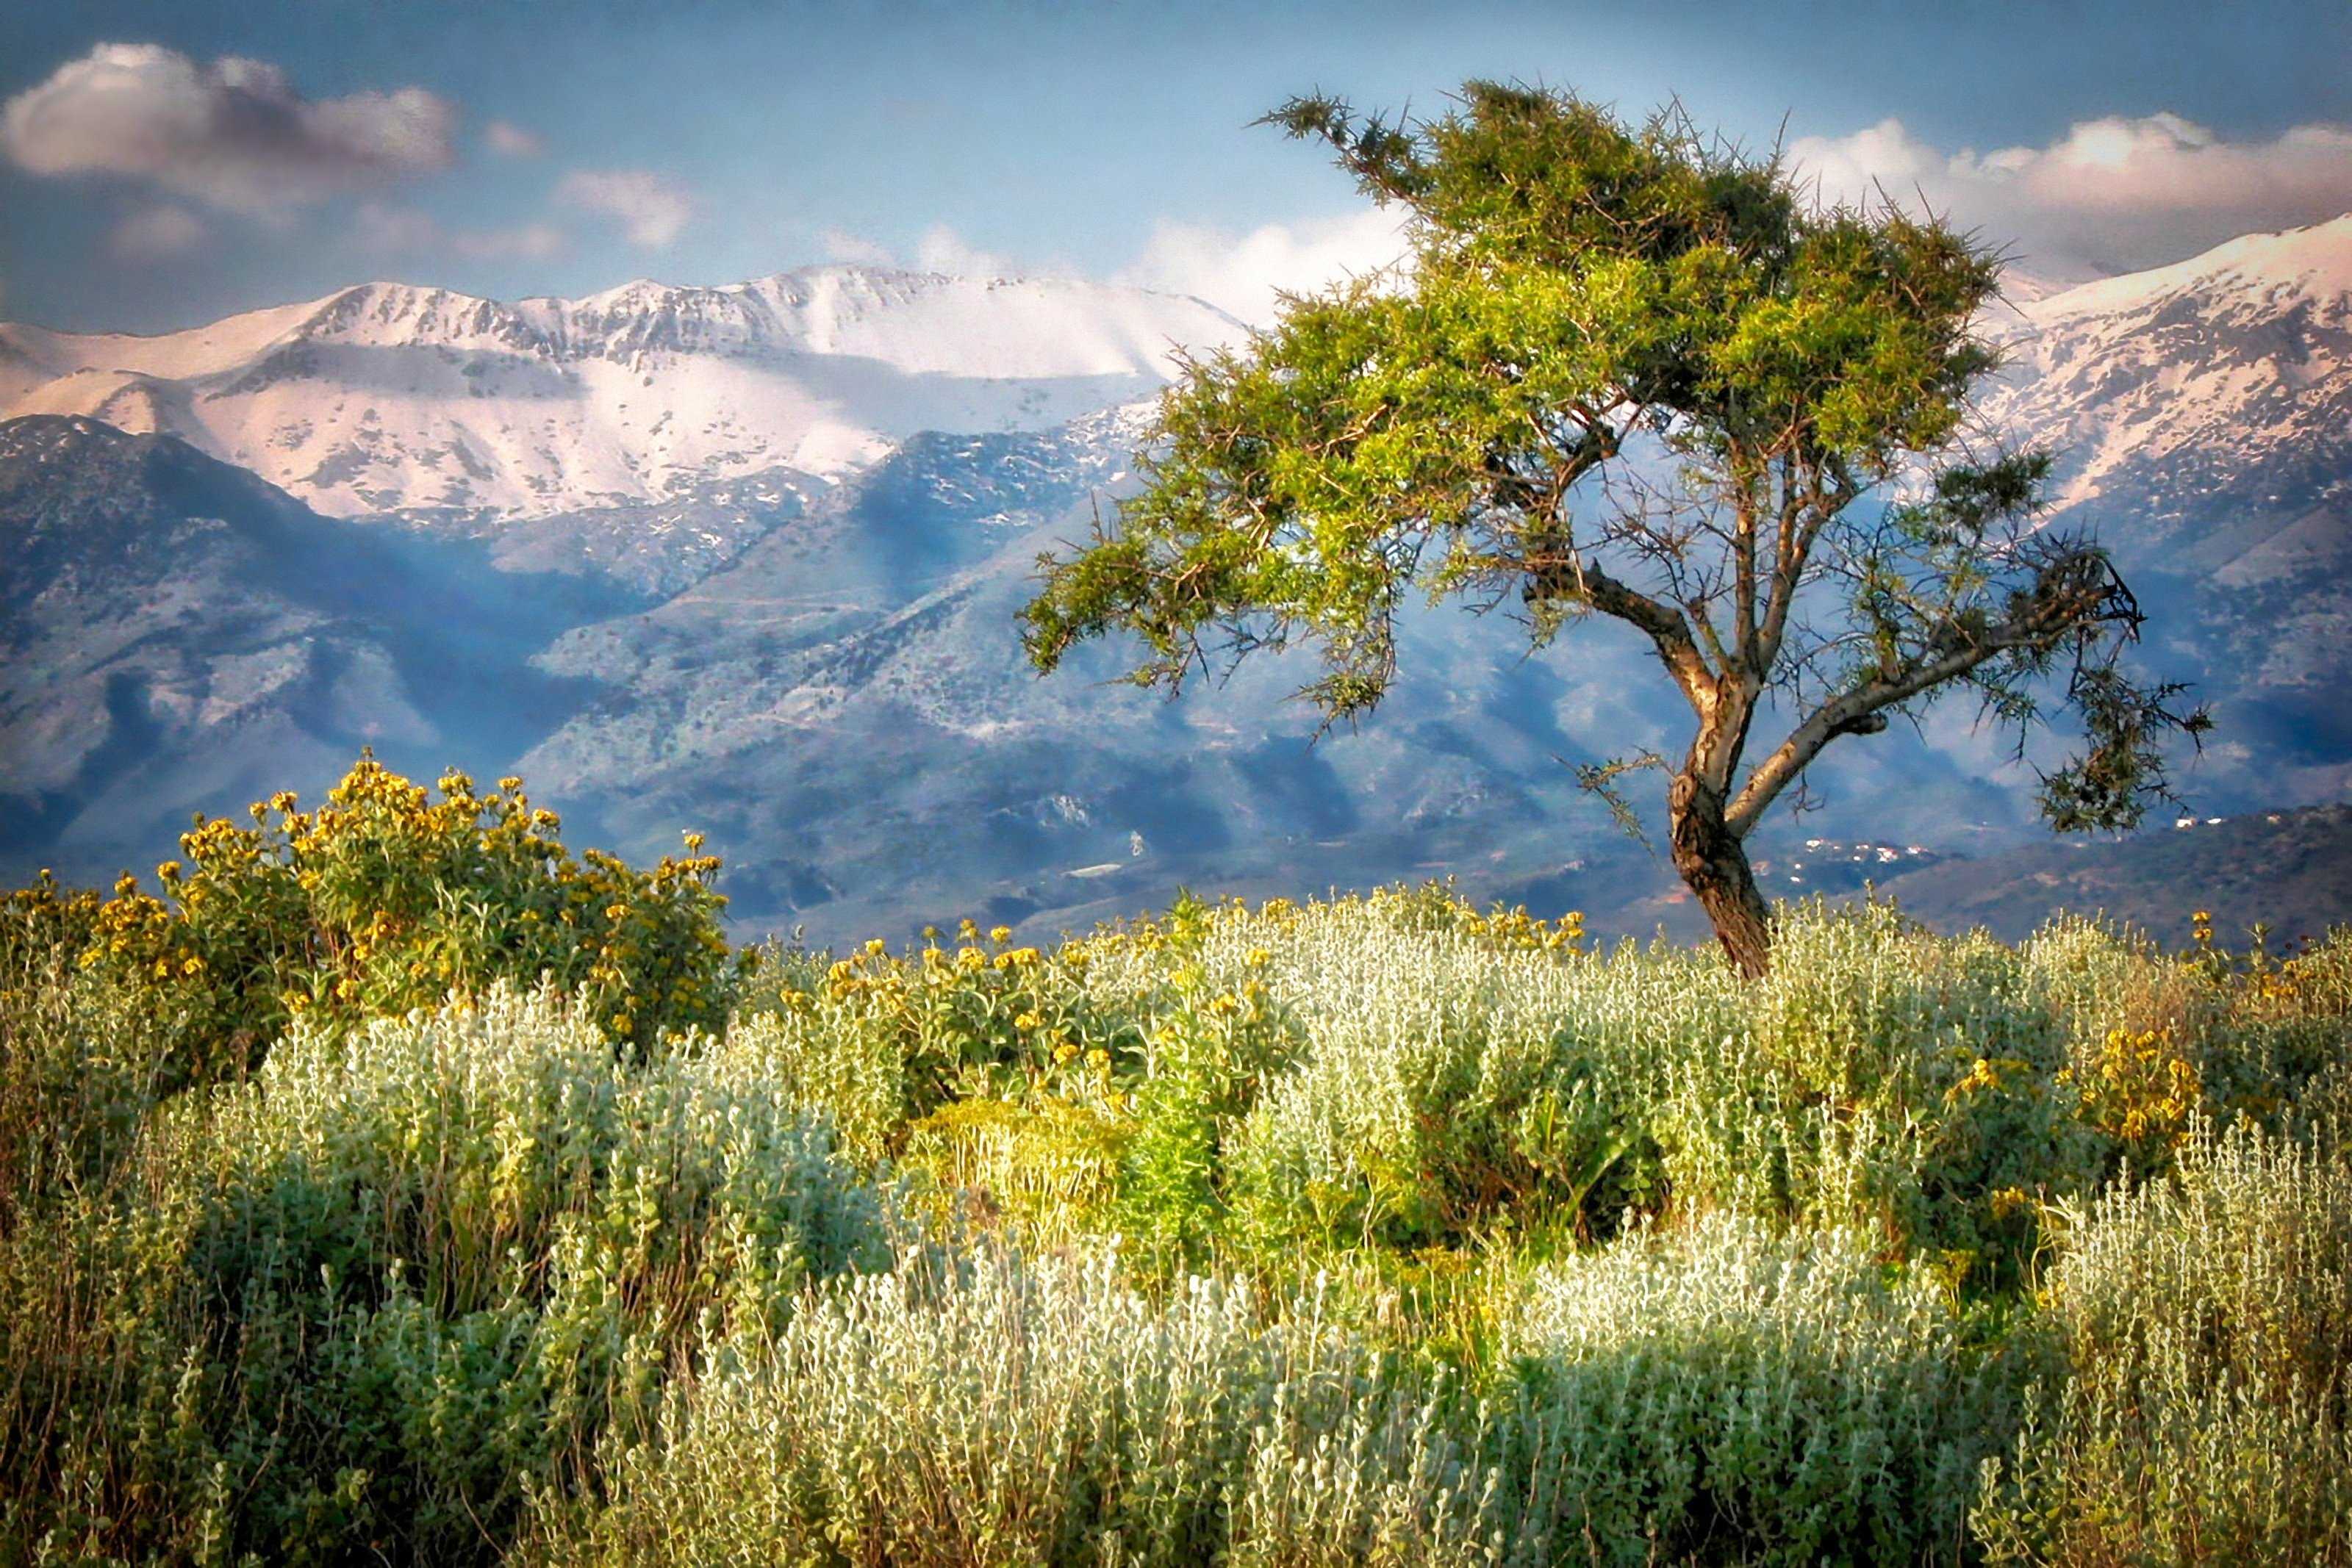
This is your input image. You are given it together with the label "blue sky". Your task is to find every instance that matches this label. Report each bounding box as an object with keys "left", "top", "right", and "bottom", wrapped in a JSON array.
[{"left": 4, "top": 0, "right": 2348, "bottom": 332}]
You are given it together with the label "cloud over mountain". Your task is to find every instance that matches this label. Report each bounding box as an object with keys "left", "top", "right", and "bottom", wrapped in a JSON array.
[
  {"left": 556, "top": 169, "right": 695, "bottom": 248},
  {"left": 1120, "top": 207, "right": 1410, "bottom": 325},
  {"left": 1, "top": 43, "right": 456, "bottom": 212},
  {"left": 108, "top": 204, "right": 208, "bottom": 262},
  {"left": 1793, "top": 112, "right": 2352, "bottom": 278}
]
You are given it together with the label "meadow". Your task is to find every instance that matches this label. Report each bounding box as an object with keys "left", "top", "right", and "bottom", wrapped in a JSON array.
[{"left": 1, "top": 760, "right": 2347, "bottom": 1566}]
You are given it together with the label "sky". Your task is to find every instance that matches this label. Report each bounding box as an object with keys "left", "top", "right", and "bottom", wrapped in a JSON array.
[{"left": 2, "top": 0, "right": 2348, "bottom": 334}]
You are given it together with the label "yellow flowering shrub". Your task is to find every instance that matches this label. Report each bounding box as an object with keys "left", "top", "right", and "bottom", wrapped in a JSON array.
[
  {"left": 73, "top": 755, "right": 742, "bottom": 1073},
  {"left": 2073, "top": 1025, "right": 2204, "bottom": 1154}
]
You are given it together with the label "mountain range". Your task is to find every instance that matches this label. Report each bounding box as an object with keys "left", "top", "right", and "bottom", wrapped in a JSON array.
[{"left": 2, "top": 223, "right": 2348, "bottom": 945}]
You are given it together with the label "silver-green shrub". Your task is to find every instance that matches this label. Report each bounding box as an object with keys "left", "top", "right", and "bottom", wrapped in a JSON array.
[
  {"left": 1225, "top": 896, "right": 2131, "bottom": 1279},
  {"left": 542, "top": 1245, "right": 1499, "bottom": 1567},
  {"left": 0, "top": 985, "right": 888, "bottom": 1565},
  {"left": 542, "top": 1215, "right": 2022, "bottom": 1567},
  {"left": 1973, "top": 1123, "right": 2352, "bottom": 1566},
  {"left": 1485, "top": 1214, "right": 2021, "bottom": 1566}
]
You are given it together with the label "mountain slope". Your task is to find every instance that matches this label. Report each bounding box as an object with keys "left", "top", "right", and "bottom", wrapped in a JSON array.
[
  {"left": 1860, "top": 805, "right": 2352, "bottom": 948},
  {"left": 0, "top": 415, "right": 625, "bottom": 877},
  {"left": 5, "top": 217, "right": 2351, "bottom": 938}
]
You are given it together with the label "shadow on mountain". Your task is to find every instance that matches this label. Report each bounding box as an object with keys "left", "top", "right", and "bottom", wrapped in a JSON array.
[{"left": 0, "top": 414, "right": 636, "bottom": 885}]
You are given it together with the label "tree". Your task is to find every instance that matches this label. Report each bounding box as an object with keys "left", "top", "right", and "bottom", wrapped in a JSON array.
[{"left": 1021, "top": 83, "right": 2206, "bottom": 977}]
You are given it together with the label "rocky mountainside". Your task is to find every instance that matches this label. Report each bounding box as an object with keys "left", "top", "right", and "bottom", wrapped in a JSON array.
[
  {"left": 1980, "top": 217, "right": 2352, "bottom": 810},
  {"left": 3, "top": 220, "right": 2350, "bottom": 943},
  {"left": 1863, "top": 805, "right": 2352, "bottom": 949}
]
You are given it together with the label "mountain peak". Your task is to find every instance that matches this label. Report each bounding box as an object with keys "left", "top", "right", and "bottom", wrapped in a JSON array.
[{"left": 2033, "top": 213, "right": 2352, "bottom": 322}]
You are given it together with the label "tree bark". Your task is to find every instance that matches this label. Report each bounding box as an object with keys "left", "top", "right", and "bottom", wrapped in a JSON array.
[{"left": 1668, "top": 770, "right": 1774, "bottom": 979}]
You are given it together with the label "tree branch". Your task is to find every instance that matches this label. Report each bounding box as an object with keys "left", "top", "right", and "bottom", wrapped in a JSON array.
[{"left": 1724, "top": 551, "right": 2120, "bottom": 836}]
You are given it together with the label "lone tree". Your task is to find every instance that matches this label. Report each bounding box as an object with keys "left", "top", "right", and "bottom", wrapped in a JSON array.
[{"left": 1022, "top": 84, "right": 2205, "bottom": 977}]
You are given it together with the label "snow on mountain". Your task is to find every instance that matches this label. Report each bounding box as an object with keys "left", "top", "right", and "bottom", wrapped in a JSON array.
[
  {"left": 0, "top": 268, "right": 1246, "bottom": 522},
  {"left": 1984, "top": 215, "right": 2352, "bottom": 522}
]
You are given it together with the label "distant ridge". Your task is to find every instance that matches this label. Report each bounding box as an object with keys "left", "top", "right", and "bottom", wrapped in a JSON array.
[{"left": 1862, "top": 805, "right": 2352, "bottom": 949}]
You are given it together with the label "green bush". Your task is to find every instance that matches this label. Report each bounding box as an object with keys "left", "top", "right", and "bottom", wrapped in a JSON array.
[
  {"left": 5, "top": 832, "right": 2349, "bottom": 1565},
  {"left": 537, "top": 1218, "right": 2027, "bottom": 1568},
  {"left": 538, "top": 1244, "right": 1496, "bottom": 1568},
  {"left": 1491, "top": 1215, "right": 2032, "bottom": 1566},
  {"left": 0, "top": 880, "right": 176, "bottom": 1224}
]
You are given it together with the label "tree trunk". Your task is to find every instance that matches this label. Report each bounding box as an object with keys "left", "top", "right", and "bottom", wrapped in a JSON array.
[{"left": 1668, "top": 771, "right": 1774, "bottom": 979}]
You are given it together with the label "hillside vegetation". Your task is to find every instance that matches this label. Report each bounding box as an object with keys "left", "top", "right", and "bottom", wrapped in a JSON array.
[{"left": 1, "top": 760, "right": 2348, "bottom": 1565}]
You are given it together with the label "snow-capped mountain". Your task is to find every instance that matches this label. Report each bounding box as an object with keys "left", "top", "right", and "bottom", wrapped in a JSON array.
[
  {"left": 1978, "top": 215, "right": 2352, "bottom": 802},
  {"left": 4, "top": 218, "right": 2351, "bottom": 943},
  {"left": 0, "top": 267, "right": 1244, "bottom": 524},
  {"left": 1985, "top": 215, "right": 2352, "bottom": 527}
]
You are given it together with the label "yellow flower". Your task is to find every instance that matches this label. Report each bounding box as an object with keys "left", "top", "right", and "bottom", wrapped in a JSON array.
[{"left": 990, "top": 926, "right": 1014, "bottom": 946}]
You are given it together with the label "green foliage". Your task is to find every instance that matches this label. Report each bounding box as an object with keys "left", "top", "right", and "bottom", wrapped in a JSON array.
[
  {"left": 1494, "top": 1215, "right": 2035, "bottom": 1566},
  {"left": 539, "top": 1245, "right": 1495, "bottom": 1568},
  {"left": 539, "top": 1220, "right": 2024, "bottom": 1568},
  {"left": 1974, "top": 1123, "right": 2352, "bottom": 1566},
  {"left": 0, "top": 878, "right": 175, "bottom": 1223},
  {"left": 1024, "top": 83, "right": 2007, "bottom": 715}
]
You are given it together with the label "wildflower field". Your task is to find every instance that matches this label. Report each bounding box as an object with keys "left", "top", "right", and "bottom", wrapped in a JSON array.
[{"left": 2, "top": 761, "right": 2348, "bottom": 1565}]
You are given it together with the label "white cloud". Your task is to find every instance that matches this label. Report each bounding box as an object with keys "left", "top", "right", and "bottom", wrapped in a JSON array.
[
  {"left": 1119, "top": 207, "right": 1410, "bottom": 325},
  {"left": 2, "top": 43, "right": 455, "bottom": 212},
  {"left": 1791, "top": 113, "right": 2352, "bottom": 278},
  {"left": 109, "top": 203, "right": 207, "bottom": 261},
  {"left": 352, "top": 200, "right": 566, "bottom": 262},
  {"left": 483, "top": 120, "right": 542, "bottom": 158},
  {"left": 454, "top": 222, "right": 565, "bottom": 261},
  {"left": 820, "top": 229, "right": 895, "bottom": 267},
  {"left": 352, "top": 200, "right": 439, "bottom": 253},
  {"left": 913, "top": 223, "right": 1019, "bottom": 278},
  {"left": 814, "top": 223, "right": 1043, "bottom": 280},
  {"left": 556, "top": 168, "right": 693, "bottom": 248}
]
